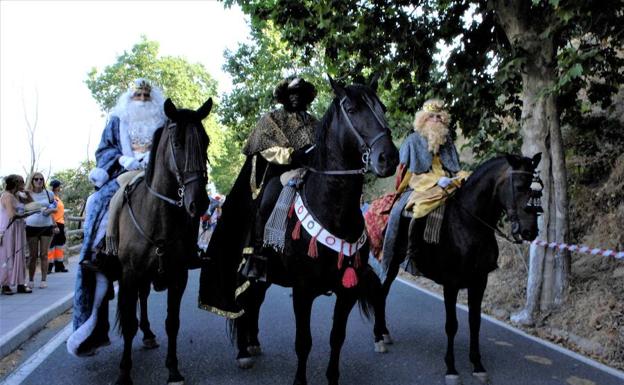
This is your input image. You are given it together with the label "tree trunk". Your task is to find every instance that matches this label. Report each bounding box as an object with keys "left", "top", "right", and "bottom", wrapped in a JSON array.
[{"left": 492, "top": 0, "right": 570, "bottom": 325}]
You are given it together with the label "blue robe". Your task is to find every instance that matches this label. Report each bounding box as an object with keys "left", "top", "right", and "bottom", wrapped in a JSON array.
[{"left": 73, "top": 116, "right": 124, "bottom": 330}]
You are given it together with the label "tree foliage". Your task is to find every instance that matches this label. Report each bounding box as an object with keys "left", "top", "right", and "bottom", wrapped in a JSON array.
[
  {"left": 50, "top": 160, "right": 95, "bottom": 216},
  {"left": 85, "top": 36, "right": 240, "bottom": 192},
  {"left": 225, "top": 0, "right": 623, "bottom": 159}
]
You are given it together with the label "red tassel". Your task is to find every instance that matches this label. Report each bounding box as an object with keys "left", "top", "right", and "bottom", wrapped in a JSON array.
[
  {"left": 292, "top": 220, "right": 302, "bottom": 240},
  {"left": 354, "top": 251, "right": 361, "bottom": 269},
  {"left": 288, "top": 202, "right": 295, "bottom": 218},
  {"left": 307, "top": 227, "right": 322, "bottom": 258},
  {"left": 342, "top": 267, "right": 358, "bottom": 288},
  {"left": 308, "top": 236, "right": 319, "bottom": 258},
  {"left": 337, "top": 240, "right": 344, "bottom": 269}
]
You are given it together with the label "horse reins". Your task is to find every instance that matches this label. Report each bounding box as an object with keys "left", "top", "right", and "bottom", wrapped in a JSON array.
[
  {"left": 443, "top": 168, "right": 540, "bottom": 244},
  {"left": 307, "top": 94, "right": 391, "bottom": 176}
]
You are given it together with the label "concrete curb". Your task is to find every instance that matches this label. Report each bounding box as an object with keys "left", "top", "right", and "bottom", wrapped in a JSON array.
[{"left": 0, "top": 292, "right": 74, "bottom": 358}]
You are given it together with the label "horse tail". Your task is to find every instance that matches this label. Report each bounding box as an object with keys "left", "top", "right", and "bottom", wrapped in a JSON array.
[{"left": 356, "top": 266, "right": 381, "bottom": 320}]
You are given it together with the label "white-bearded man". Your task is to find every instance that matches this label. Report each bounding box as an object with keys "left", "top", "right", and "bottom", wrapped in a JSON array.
[
  {"left": 379, "top": 99, "right": 469, "bottom": 281},
  {"left": 68, "top": 78, "right": 167, "bottom": 357}
]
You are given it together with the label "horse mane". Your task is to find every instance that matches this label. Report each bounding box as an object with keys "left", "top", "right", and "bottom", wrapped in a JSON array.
[
  {"left": 312, "top": 98, "right": 338, "bottom": 169},
  {"left": 145, "top": 125, "right": 165, "bottom": 184}
]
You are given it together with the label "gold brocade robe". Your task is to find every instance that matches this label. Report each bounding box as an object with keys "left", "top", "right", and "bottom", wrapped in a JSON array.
[{"left": 405, "top": 155, "right": 470, "bottom": 218}]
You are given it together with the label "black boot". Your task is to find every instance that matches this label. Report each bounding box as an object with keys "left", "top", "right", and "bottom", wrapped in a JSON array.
[
  {"left": 240, "top": 252, "right": 268, "bottom": 282},
  {"left": 55, "top": 261, "right": 68, "bottom": 273}
]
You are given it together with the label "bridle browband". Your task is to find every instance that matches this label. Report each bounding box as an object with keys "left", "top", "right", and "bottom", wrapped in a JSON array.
[{"left": 307, "top": 93, "right": 390, "bottom": 176}]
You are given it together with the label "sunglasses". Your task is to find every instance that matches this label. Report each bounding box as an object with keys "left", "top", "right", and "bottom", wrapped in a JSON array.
[
  {"left": 133, "top": 92, "right": 151, "bottom": 98},
  {"left": 33, "top": 177, "right": 44, "bottom": 181}
]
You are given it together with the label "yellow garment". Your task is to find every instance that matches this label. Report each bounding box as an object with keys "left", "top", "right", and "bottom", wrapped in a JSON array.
[
  {"left": 405, "top": 156, "right": 470, "bottom": 218},
  {"left": 260, "top": 146, "right": 294, "bottom": 165}
]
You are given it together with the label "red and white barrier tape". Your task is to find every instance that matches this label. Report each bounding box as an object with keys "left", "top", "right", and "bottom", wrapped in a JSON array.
[{"left": 529, "top": 239, "right": 624, "bottom": 260}]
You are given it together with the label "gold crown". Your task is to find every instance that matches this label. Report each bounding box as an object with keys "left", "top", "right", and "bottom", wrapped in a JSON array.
[{"left": 422, "top": 99, "right": 445, "bottom": 113}]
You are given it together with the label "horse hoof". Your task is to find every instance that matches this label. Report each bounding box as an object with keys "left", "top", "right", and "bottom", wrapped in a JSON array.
[
  {"left": 445, "top": 374, "right": 461, "bottom": 385},
  {"left": 247, "top": 345, "right": 262, "bottom": 356},
  {"left": 382, "top": 333, "right": 394, "bottom": 345},
  {"left": 142, "top": 338, "right": 159, "bottom": 349},
  {"left": 237, "top": 357, "right": 255, "bottom": 369},
  {"left": 168, "top": 381, "right": 184, "bottom": 385},
  {"left": 472, "top": 372, "right": 489, "bottom": 384},
  {"left": 168, "top": 373, "right": 184, "bottom": 385},
  {"left": 374, "top": 340, "right": 388, "bottom": 353}
]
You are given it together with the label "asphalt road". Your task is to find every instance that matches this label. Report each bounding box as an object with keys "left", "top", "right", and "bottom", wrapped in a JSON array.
[{"left": 10, "top": 270, "right": 624, "bottom": 385}]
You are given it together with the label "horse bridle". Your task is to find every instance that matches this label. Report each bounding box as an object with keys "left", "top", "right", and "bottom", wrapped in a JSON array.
[
  {"left": 505, "top": 169, "right": 543, "bottom": 241},
  {"left": 145, "top": 121, "right": 207, "bottom": 207},
  {"left": 307, "top": 94, "right": 391, "bottom": 176},
  {"left": 446, "top": 167, "right": 542, "bottom": 244}
]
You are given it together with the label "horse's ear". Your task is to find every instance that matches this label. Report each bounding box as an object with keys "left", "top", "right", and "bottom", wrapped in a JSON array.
[
  {"left": 505, "top": 154, "right": 522, "bottom": 169},
  {"left": 197, "top": 98, "right": 213, "bottom": 120},
  {"left": 531, "top": 152, "right": 542, "bottom": 169},
  {"left": 368, "top": 73, "right": 381, "bottom": 91},
  {"left": 164, "top": 98, "right": 178, "bottom": 120},
  {"left": 328, "top": 74, "right": 346, "bottom": 99}
]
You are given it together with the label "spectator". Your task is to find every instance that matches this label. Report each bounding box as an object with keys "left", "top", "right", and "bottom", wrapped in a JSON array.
[
  {"left": 1, "top": 175, "right": 31, "bottom": 294},
  {"left": 48, "top": 179, "right": 68, "bottom": 273},
  {"left": 25, "top": 172, "right": 56, "bottom": 289}
]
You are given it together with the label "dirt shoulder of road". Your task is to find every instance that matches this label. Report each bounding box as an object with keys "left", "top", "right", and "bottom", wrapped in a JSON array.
[{"left": 399, "top": 239, "right": 624, "bottom": 371}]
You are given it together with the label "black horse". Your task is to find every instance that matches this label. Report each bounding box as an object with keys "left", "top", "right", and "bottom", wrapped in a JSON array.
[
  {"left": 232, "top": 76, "right": 399, "bottom": 385},
  {"left": 377, "top": 153, "right": 542, "bottom": 385},
  {"left": 114, "top": 98, "right": 212, "bottom": 385}
]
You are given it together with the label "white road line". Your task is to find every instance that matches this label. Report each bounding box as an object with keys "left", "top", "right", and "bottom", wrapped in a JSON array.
[
  {"left": 397, "top": 277, "right": 624, "bottom": 380},
  {"left": 2, "top": 323, "right": 72, "bottom": 385}
]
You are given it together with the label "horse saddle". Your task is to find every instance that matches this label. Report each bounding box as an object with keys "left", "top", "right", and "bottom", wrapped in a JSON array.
[{"left": 105, "top": 170, "right": 144, "bottom": 255}]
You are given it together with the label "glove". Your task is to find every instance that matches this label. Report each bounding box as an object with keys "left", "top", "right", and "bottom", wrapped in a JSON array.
[
  {"left": 137, "top": 152, "right": 150, "bottom": 169},
  {"left": 437, "top": 176, "right": 453, "bottom": 188},
  {"left": 290, "top": 144, "right": 315, "bottom": 167},
  {"left": 119, "top": 156, "right": 141, "bottom": 171}
]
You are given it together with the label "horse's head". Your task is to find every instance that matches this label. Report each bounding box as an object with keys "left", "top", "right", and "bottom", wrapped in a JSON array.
[
  {"left": 327, "top": 75, "right": 399, "bottom": 177},
  {"left": 159, "top": 97, "right": 212, "bottom": 218},
  {"left": 498, "top": 153, "right": 543, "bottom": 242}
]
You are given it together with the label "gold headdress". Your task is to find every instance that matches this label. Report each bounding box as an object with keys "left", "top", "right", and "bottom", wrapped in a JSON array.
[{"left": 422, "top": 99, "right": 446, "bottom": 113}]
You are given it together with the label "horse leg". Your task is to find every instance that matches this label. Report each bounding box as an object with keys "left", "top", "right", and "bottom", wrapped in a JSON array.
[
  {"left": 468, "top": 275, "right": 488, "bottom": 383},
  {"left": 292, "top": 287, "right": 315, "bottom": 385},
  {"left": 326, "top": 291, "right": 358, "bottom": 385},
  {"left": 139, "top": 282, "right": 159, "bottom": 349},
  {"left": 247, "top": 281, "right": 269, "bottom": 356},
  {"left": 165, "top": 272, "right": 187, "bottom": 385},
  {"left": 443, "top": 284, "right": 460, "bottom": 385},
  {"left": 116, "top": 281, "right": 139, "bottom": 385},
  {"left": 378, "top": 250, "right": 403, "bottom": 346}
]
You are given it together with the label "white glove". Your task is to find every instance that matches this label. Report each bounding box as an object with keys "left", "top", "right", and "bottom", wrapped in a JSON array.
[
  {"left": 437, "top": 176, "right": 453, "bottom": 188},
  {"left": 88, "top": 167, "right": 109, "bottom": 188},
  {"left": 119, "top": 156, "right": 140, "bottom": 171},
  {"left": 137, "top": 152, "right": 150, "bottom": 169}
]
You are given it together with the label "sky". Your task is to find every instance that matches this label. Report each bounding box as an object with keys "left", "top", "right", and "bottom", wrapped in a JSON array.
[{"left": 0, "top": 0, "right": 250, "bottom": 177}]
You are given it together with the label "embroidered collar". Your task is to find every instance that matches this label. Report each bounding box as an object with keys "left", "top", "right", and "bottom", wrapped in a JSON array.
[{"left": 293, "top": 193, "right": 366, "bottom": 256}]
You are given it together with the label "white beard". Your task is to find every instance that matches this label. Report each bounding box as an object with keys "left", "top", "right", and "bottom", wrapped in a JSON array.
[{"left": 114, "top": 97, "right": 166, "bottom": 157}]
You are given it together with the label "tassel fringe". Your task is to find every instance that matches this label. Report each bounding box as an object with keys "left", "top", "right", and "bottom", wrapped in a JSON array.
[
  {"left": 337, "top": 240, "right": 344, "bottom": 269},
  {"left": 292, "top": 220, "right": 302, "bottom": 240},
  {"left": 342, "top": 267, "right": 358, "bottom": 288},
  {"left": 288, "top": 202, "right": 295, "bottom": 218}
]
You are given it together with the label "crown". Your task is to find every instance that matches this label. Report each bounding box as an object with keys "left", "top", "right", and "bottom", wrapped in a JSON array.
[
  {"left": 422, "top": 99, "right": 445, "bottom": 113},
  {"left": 131, "top": 78, "right": 152, "bottom": 93}
]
